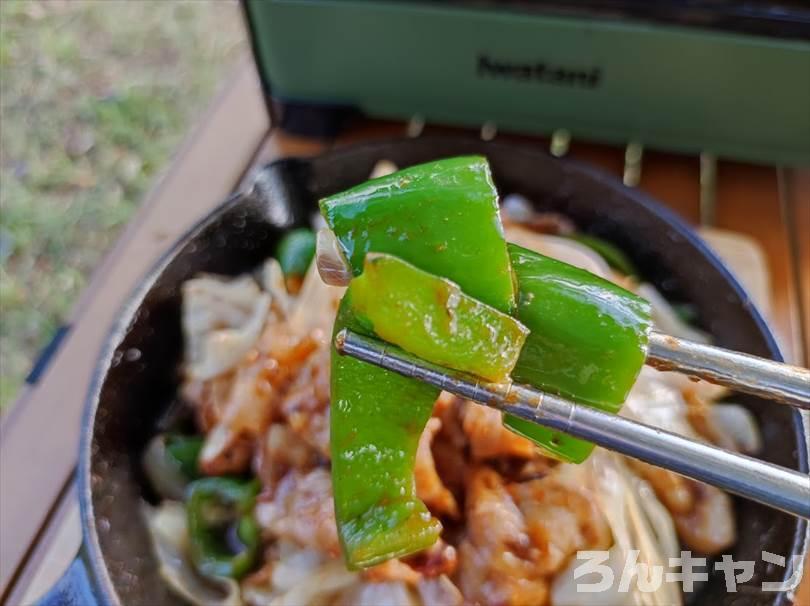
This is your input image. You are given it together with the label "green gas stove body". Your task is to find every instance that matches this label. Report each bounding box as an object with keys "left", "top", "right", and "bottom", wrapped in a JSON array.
[{"left": 243, "top": 0, "right": 810, "bottom": 165}]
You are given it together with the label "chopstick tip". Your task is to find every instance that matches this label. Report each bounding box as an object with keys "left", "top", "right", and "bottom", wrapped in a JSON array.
[{"left": 334, "top": 328, "right": 349, "bottom": 354}]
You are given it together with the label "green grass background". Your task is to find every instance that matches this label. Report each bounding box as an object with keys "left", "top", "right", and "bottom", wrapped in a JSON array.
[{"left": 0, "top": 0, "right": 246, "bottom": 408}]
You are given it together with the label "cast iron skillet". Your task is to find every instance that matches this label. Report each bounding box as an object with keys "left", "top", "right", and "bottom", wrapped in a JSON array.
[{"left": 40, "top": 137, "right": 808, "bottom": 605}]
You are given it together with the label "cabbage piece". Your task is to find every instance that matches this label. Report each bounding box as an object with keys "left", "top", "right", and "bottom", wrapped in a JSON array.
[
  {"left": 636, "top": 283, "right": 710, "bottom": 344},
  {"left": 709, "top": 403, "right": 762, "bottom": 454},
  {"left": 182, "top": 274, "right": 271, "bottom": 380},
  {"left": 261, "top": 258, "right": 293, "bottom": 318},
  {"left": 505, "top": 225, "right": 612, "bottom": 279},
  {"left": 551, "top": 451, "right": 683, "bottom": 606},
  {"left": 143, "top": 501, "right": 242, "bottom": 606},
  {"left": 240, "top": 541, "right": 357, "bottom": 606},
  {"left": 335, "top": 581, "right": 419, "bottom": 606}
]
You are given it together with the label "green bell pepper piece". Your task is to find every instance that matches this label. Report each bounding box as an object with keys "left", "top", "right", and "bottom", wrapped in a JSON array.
[
  {"left": 568, "top": 233, "right": 639, "bottom": 277},
  {"left": 331, "top": 296, "right": 441, "bottom": 569},
  {"left": 504, "top": 244, "right": 652, "bottom": 462},
  {"left": 331, "top": 254, "right": 528, "bottom": 568},
  {"left": 324, "top": 157, "right": 521, "bottom": 569},
  {"left": 165, "top": 434, "right": 203, "bottom": 479},
  {"left": 186, "top": 477, "right": 261, "bottom": 579},
  {"left": 348, "top": 253, "right": 528, "bottom": 382},
  {"left": 320, "top": 156, "right": 514, "bottom": 314},
  {"left": 277, "top": 228, "right": 316, "bottom": 278}
]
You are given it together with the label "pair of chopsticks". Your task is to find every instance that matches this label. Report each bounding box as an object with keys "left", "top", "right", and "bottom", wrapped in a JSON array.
[{"left": 335, "top": 329, "right": 810, "bottom": 519}]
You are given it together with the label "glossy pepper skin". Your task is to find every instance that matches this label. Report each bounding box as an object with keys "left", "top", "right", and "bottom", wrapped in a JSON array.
[
  {"left": 505, "top": 244, "right": 653, "bottom": 462},
  {"left": 348, "top": 253, "right": 528, "bottom": 382},
  {"left": 331, "top": 297, "right": 441, "bottom": 569},
  {"left": 277, "top": 228, "right": 316, "bottom": 278},
  {"left": 186, "top": 477, "right": 261, "bottom": 579},
  {"left": 320, "top": 156, "right": 514, "bottom": 314}
]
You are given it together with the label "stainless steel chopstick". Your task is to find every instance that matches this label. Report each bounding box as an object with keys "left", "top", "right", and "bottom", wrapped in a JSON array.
[
  {"left": 335, "top": 329, "right": 810, "bottom": 520},
  {"left": 646, "top": 331, "right": 810, "bottom": 409}
]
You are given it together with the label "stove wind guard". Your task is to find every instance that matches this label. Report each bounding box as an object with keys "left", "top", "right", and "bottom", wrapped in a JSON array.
[{"left": 242, "top": 0, "right": 810, "bottom": 167}]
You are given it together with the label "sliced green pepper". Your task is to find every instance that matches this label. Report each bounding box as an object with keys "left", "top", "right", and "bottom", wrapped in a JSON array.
[
  {"left": 186, "top": 477, "right": 261, "bottom": 579},
  {"left": 165, "top": 434, "right": 203, "bottom": 479},
  {"left": 143, "top": 433, "right": 203, "bottom": 500},
  {"left": 348, "top": 253, "right": 528, "bottom": 382},
  {"left": 320, "top": 156, "right": 514, "bottom": 313},
  {"left": 505, "top": 244, "right": 652, "bottom": 462},
  {"left": 325, "top": 157, "right": 654, "bottom": 556},
  {"left": 332, "top": 255, "right": 526, "bottom": 568},
  {"left": 323, "top": 157, "right": 523, "bottom": 568},
  {"left": 277, "top": 228, "right": 316, "bottom": 278},
  {"left": 569, "top": 233, "right": 639, "bottom": 277},
  {"left": 331, "top": 297, "right": 441, "bottom": 569}
]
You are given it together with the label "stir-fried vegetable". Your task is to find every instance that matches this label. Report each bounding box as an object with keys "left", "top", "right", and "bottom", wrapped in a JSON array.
[
  {"left": 347, "top": 253, "right": 528, "bottom": 382},
  {"left": 147, "top": 161, "right": 747, "bottom": 603},
  {"left": 143, "top": 434, "right": 203, "bottom": 500},
  {"left": 320, "top": 155, "right": 514, "bottom": 313},
  {"left": 330, "top": 298, "right": 442, "bottom": 569},
  {"left": 186, "top": 477, "right": 261, "bottom": 579},
  {"left": 506, "top": 244, "right": 652, "bottom": 462},
  {"left": 277, "top": 228, "right": 317, "bottom": 283},
  {"left": 167, "top": 434, "right": 204, "bottom": 478},
  {"left": 568, "top": 233, "right": 639, "bottom": 277},
  {"left": 322, "top": 157, "right": 525, "bottom": 569}
]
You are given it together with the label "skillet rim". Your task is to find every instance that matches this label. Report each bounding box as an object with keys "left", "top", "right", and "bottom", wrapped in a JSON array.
[{"left": 77, "top": 137, "right": 809, "bottom": 606}]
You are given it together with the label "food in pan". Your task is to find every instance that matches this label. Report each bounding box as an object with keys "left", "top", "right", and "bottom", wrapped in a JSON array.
[{"left": 143, "top": 157, "right": 760, "bottom": 606}]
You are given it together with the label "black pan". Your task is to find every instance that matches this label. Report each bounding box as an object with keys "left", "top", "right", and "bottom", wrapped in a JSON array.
[{"left": 39, "top": 137, "right": 808, "bottom": 606}]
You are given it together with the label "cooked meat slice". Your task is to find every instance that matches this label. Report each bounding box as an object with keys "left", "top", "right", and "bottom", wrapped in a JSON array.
[
  {"left": 415, "top": 418, "right": 459, "bottom": 518},
  {"left": 279, "top": 345, "right": 331, "bottom": 458},
  {"left": 254, "top": 468, "right": 341, "bottom": 558},
  {"left": 430, "top": 394, "right": 469, "bottom": 503},
  {"left": 627, "top": 459, "right": 694, "bottom": 515},
  {"left": 361, "top": 540, "right": 458, "bottom": 586},
  {"left": 508, "top": 476, "right": 612, "bottom": 576},
  {"left": 672, "top": 483, "right": 736, "bottom": 555},
  {"left": 457, "top": 467, "right": 548, "bottom": 606},
  {"left": 183, "top": 371, "right": 234, "bottom": 433},
  {"left": 433, "top": 393, "right": 467, "bottom": 450},
  {"left": 417, "top": 575, "right": 463, "bottom": 606},
  {"left": 404, "top": 540, "right": 458, "bottom": 578},
  {"left": 198, "top": 357, "right": 275, "bottom": 476},
  {"left": 516, "top": 456, "right": 557, "bottom": 482},
  {"left": 458, "top": 541, "right": 549, "bottom": 606},
  {"left": 462, "top": 402, "right": 536, "bottom": 460},
  {"left": 334, "top": 580, "right": 418, "bottom": 606},
  {"left": 628, "top": 457, "right": 735, "bottom": 554},
  {"left": 254, "top": 423, "right": 319, "bottom": 494},
  {"left": 363, "top": 559, "right": 422, "bottom": 585},
  {"left": 197, "top": 321, "right": 318, "bottom": 475}
]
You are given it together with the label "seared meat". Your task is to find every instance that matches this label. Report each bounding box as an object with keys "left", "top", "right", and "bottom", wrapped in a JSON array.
[
  {"left": 255, "top": 468, "right": 341, "bottom": 558},
  {"left": 415, "top": 417, "right": 459, "bottom": 518},
  {"left": 508, "top": 476, "right": 611, "bottom": 575},
  {"left": 278, "top": 345, "right": 331, "bottom": 458},
  {"left": 457, "top": 467, "right": 549, "bottom": 606},
  {"left": 462, "top": 402, "right": 536, "bottom": 461}
]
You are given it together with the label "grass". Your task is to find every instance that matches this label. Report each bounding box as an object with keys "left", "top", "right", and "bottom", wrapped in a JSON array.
[{"left": 0, "top": 0, "right": 246, "bottom": 408}]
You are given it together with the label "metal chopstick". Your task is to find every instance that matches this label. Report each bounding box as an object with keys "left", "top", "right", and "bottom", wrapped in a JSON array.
[
  {"left": 335, "top": 329, "right": 810, "bottom": 520},
  {"left": 646, "top": 331, "right": 810, "bottom": 409}
]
